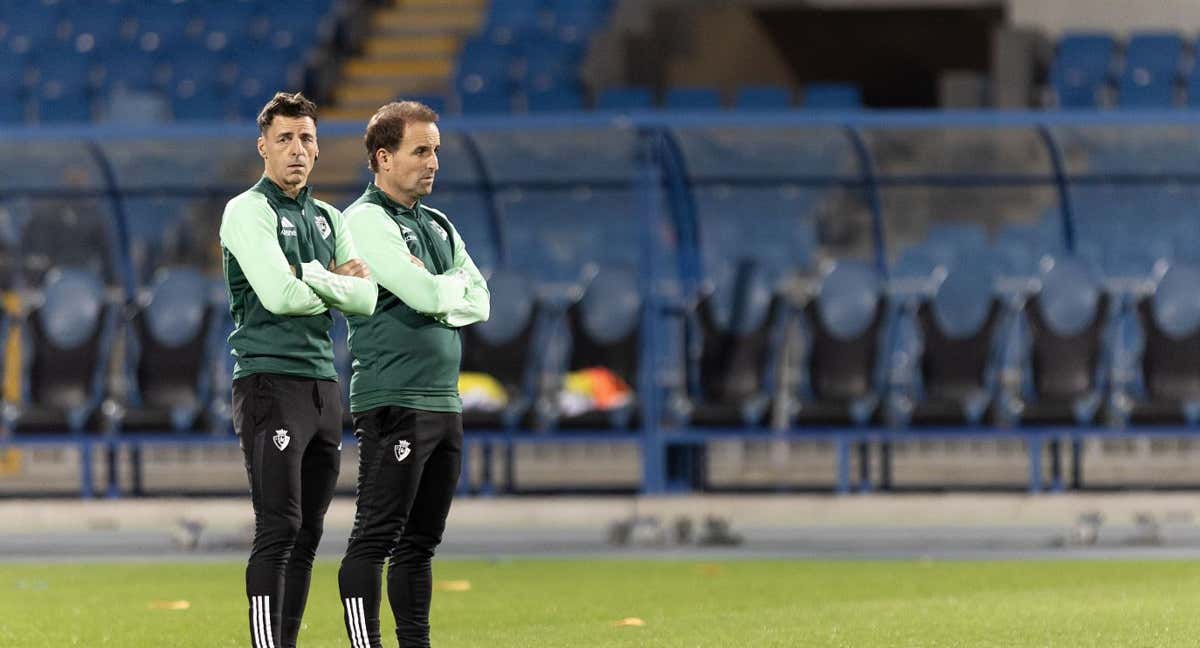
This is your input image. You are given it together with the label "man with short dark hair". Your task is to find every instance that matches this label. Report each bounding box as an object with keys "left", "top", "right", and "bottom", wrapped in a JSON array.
[
  {"left": 220, "top": 91, "right": 377, "bottom": 648},
  {"left": 338, "top": 100, "right": 489, "bottom": 648}
]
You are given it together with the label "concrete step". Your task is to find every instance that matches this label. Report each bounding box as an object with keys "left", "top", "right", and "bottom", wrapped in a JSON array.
[
  {"left": 343, "top": 58, "right": 453, "bottom": 79},
  {"left": 364, "top": 35, "right": 460, "bottom": 58}
]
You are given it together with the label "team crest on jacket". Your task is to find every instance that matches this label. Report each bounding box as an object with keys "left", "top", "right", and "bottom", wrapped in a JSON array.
[
  {"left": 394, "top": 440, "right": 411, "bottom": 462},
  {"left": 273, "top": 429, "right": 290, "bottom": 451},
  {"left": 427, "top": 220, "right": 448, "bottom": 241},
  {"left": 314, "top": 214, "right": 331, "bottom": 239}
]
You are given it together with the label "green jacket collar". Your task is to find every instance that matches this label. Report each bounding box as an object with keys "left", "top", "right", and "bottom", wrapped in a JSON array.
[
  {"left": 366, "top": 182, "right": 420, "bottom": 215},
  {"left": 257, "top": 175, "right": 311, "bottom": 205}
]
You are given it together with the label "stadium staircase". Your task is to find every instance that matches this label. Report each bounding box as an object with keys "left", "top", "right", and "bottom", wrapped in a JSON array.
[{"left": 324, "top": 0, "right": 486, "bottom": 121}]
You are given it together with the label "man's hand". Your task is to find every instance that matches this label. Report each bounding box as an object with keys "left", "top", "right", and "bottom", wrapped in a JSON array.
[
  {"left": 329, "top": 259, "right": 371, "bottom": 279},
  {"left": 409, "top": 254, "right": 425, "bottom": 269}
]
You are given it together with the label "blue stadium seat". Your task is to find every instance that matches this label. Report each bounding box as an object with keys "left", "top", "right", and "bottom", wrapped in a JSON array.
[
  {"left": 461, "top": 269, "right": 541, "bottom": 429},
  {"left": 0, "top": 53, "right": 27, "bottom": 123},
  {"left": 1129, "top": 262, "right": 1200, "bottom": 424},
  {"left": 802, "top": 83, "right": 862, "bottom": 109},
  {"left": 1009, "top": 256, "right": 1107, "bottom": 424},
  {"left": 0, "top": 5, "right": 63, "bottom": 54},
  {"left": 556, "top": 265, "right": 642, "bottom": 429},
  {"left": 459, "top": 87, "right": 512, "bottom": 114},
  {"left": 791, "top": 260, "right": 885, "bottom": 426},
  {"left": 35, "top": 82, "right": 91, "bottom": 124},
  {"left": 550, "top": 0, "right": 611, "bottom": 44},
  {"left": 95, "top": 44, "right": 162, "bottom": 94},
  {"left": 483, "top": 0, "right": 545, "bottom": 45},
  {"left": 685, "top": 259, "right": 780, "bottom": 427},
  {"left": 1118, "top": 32, "right": 1182, "bottom": 108},
  {"left": 4, "top": 267, "right": 115, "bottom": 435},
  {"left": 733, "top": 85, "right": 792, "bottom": 110},
  {"left": 905, "top": 261, "right": 1002, "bottom": 425},
  {"left": 60, "top": 4, "right": 130, "bottom": 50},
  {"left": 455, "top": 38, "right": 514, "bottom": 95},
  {"left": 664, "top": 87, "right": 722, "bottom": 110},
  {"left": 1050, "top": 32, "right": 1116, "bottom": 108},
  {"left": 129, "top": 3, "right": 197, "bottom": 47},
  {"left": 120, "top": 267, "right": 217, "bottom": 433},
  {"left": 595, "top": 86, "right": 653, "bottom": 111},
  {"left": 526, "top": 86, "right": 583, "bottom": 112}
]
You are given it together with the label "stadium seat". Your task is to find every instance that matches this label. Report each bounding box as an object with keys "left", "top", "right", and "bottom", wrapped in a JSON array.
[
  {"left": 685, "top": 259, "right": 782, "bottom": 427},
  {"left": 460, "top": 269, "right": 542, "bottom": 430},
  {"left": 802, "top": 83, "right": 862, "bottom": 109},
  {"left": 1118, "top": 34, "right": 1181, "bottom": 109},
  {"left": 459, "top": 87, "right": 513, "bottom": 114},
  {"left": 907, "top": 262, "right": 1002, "bottom": 425},
  {"left": 733, "top": 85, "right": 792, "bottom": 110},
  {"left": 1049, "top": 32, "right": 1116, "bottom": 108},
  {"left": 664, "top": 87, "right": 722, "bottom": 110},
  {"left": 525, "top": 86, "right": 583, "bottom": 112},
  {"left": 1007, "top": 256, "right": 1107, "bottom": 424},
  {"left": 555, "top": 266, "right": 642, "bottom": 429},
  {"left": 118, "top": 267, "right": 217, "bottom": 434},
  {"left": 0, "top": 5, "right": 63, "bottom": 54},
  {"left": 1130, "top": 263, "right": 1200, "bottom": 424},
  {"left": 595, "top": 86, "right": 653, "bottom": 111},
  {"left": 789, "top": 260, "right": 885, "bottom": 425},
  {"left": 3, "top": 267, "right": 115, "bottom": 435}
]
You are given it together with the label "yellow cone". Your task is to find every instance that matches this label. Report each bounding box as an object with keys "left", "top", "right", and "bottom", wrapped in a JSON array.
[
  {"left": 614, "top": 617, "right": 646, "bottom": 627},
  {"left": 434, "top": 580, "right": 472, "bottom": 592}
]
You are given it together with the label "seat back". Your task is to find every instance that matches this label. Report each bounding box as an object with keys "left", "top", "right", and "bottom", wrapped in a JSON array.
[
  {"left": 28, "top": 267, "right": 108, "bottom": 409},
  {"left": 1027, "top": 256, "right": 1107, "bottom": 400},
  {"left": 1139, "top": 263, "right": 1200, "bottom": 401},
  {"left": 132, "top": 267, "right": 213, "bottom": 410},
  {"left": 806, "top": 261, "right": 884, "bottom": 400}
]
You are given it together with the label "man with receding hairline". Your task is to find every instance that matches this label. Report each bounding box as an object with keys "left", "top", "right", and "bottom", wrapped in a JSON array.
[
  {"left": 220, "top": 91, "right": 377, "bottom": 648},
  {"left": 337, "top": 100, "right": 489, "bottom": 648}
]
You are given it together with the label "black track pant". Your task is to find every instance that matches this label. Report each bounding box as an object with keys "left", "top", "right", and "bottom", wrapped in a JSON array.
[
  {"left": 338, "top": 406, "right": 462, "bottom": 648},
  {"left": 234, "top": 372, "right": 343, "bottom": 648}
]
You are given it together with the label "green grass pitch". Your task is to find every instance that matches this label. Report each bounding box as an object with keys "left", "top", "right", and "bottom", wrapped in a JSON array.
[{"left": 2, "top": 559, "right": 1199, "bottom": 646}]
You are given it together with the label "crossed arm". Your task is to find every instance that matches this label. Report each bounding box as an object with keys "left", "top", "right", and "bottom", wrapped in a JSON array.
[
  {"left": 219, "top": 195, "right": 377, "bottom": 317},
  {"left": 345, "top": 203, "right": 489, "bottom": 326}
]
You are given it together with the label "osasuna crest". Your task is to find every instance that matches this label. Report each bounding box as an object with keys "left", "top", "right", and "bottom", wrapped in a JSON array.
[
  {"left": 314, "top": 214, "right": 331, "bottom": 240},
  {"left": 427, "top": 220, "right": 448, "bottom": 241},
  {"left": 394, "top": 440, "right": 411, "bottom": 462},
  {"left": 272, "top": 429, "right": 290, "bottom": 451}
]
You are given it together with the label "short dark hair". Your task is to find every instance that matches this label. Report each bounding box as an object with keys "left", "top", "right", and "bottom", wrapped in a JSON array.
[
  {"left": 364, "top": 101, "right": 439, "bottom": 173},
  {"left": 257, "top": 92, "right": 318, "bottom": 133}
]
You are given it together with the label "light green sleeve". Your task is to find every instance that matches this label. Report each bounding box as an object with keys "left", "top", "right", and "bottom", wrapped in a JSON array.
[
  {"left": 344, "top": 203, "right": 470, "bottom": 315},
  {"left": 438, "top": 222, "right": 491, "bottom": 328},
  {"left": 299, "top": 203, "right": 378, "bottom": 316},
  {"left": 219, "top": 192, "right": 327, "bottom": 316}
]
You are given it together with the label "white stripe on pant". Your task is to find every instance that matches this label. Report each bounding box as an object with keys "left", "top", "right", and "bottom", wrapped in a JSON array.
[
  {"left": 345, "top": 596, "right": 369, "bottom": 648},
  {"left": 253, "top": 595, "right": 276, "bottom": 648}
]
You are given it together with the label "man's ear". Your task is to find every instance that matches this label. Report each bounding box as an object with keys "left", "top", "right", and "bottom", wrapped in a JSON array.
[{"left": 257, "top": 136, "right": 266, "bottom": 159}]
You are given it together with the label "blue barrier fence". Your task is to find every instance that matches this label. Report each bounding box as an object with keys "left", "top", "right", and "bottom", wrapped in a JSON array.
[{"left": 6, "top": 110, "right": 1200, "bottom": 496}]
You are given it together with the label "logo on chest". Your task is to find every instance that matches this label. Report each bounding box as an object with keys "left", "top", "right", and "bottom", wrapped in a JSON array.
[
  {"left": 399, "top": 225, "right": 418, "bottom": 245},
  {"left": 314, "top": 214, "right": 331, "bottom": 240},
  {"left": 280, "top": 216, "right": 297, "bottom": 237},
  {"left": 427, "top": 220, "right": 448, "bottom": 241}
]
